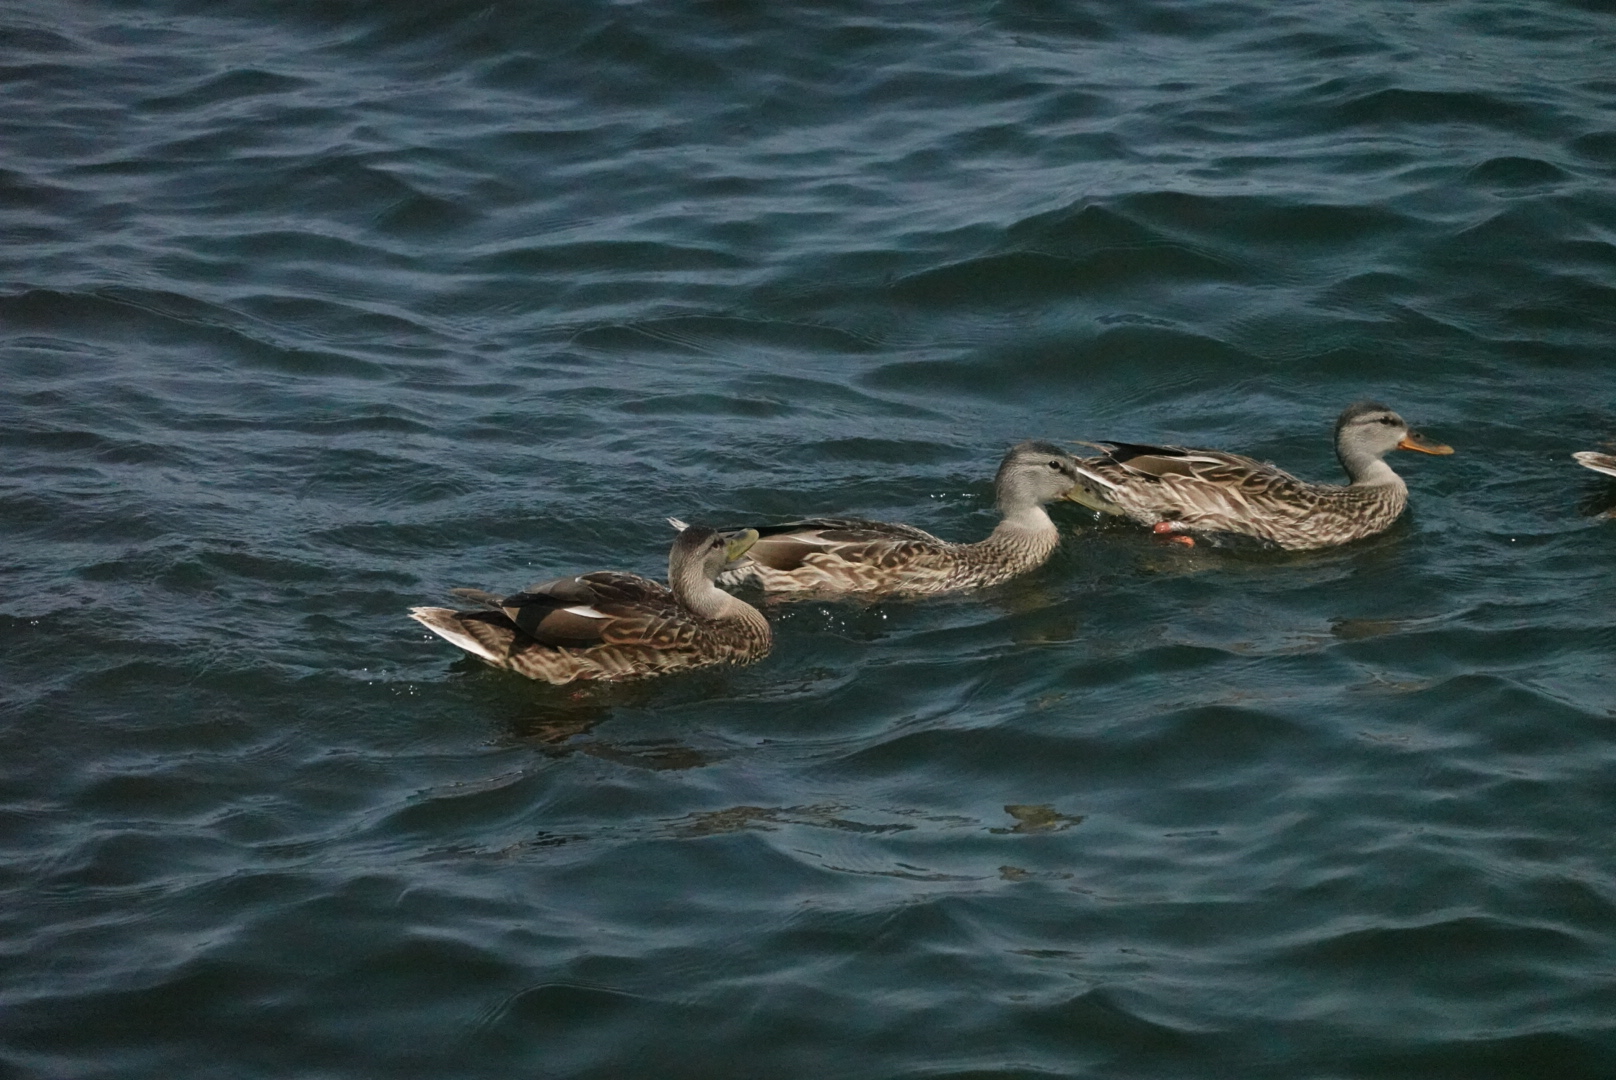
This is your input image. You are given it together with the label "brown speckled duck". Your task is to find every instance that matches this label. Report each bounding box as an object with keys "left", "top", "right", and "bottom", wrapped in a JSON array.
[
  {"left": 1066, "top": 402, "right": 1453, "bottom": 550},
  {"left": 410, "top": 525, "right": 770, "bottom": 683},
  {"left": 674, "top": 440, "right": 1087, "bottom": 598}
]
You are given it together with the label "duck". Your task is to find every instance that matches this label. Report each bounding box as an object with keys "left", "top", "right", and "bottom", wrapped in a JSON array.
[
  {"left": 409, "top": 525, "right": 771, "bottom": 683},
  {"left": 1574, "top": 451, "right": 1616, "bottom": 478},
  {"left": 671, "top": 440, "right": 1088, "bottom": 598},
  {"left": 1065, "top": 402, "right": 1453, "bottom": 550}
]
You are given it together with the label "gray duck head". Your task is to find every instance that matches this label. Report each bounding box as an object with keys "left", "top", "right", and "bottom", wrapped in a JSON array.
[
  {"left": 1333, "top": 401, "right": 1453, "bottom": 482},
  {"left": 993, "top": 439, "right": 1087, "bottom": 513},
  {"left": 669, "top": 524, "right": 760, "bottom": 597}
]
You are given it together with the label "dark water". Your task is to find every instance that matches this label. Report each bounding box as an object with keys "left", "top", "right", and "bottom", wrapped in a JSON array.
[{"left": 3, "top": 1, "right": 1616, "bottom": 1076}]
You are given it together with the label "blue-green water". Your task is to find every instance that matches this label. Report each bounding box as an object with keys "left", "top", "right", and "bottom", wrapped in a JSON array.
[{"left": 3, "top": 1, "right": 1615, "bottom": 1076}]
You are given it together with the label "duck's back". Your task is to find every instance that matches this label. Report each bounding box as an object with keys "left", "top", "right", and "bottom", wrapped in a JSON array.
[
  {"left": 716, "top": 517, "right": 948, "bottom": 594},
  {"left": 719, "top": 515, "right": 1060, "bottom": 596}
]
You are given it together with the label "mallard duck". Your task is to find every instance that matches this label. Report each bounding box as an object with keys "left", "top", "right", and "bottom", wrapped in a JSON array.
[
  {"left": 672, "top": 440, "right": 1088, "bottom": 597},
  {"left": 409, "top": 525, "right": 771, "bottom": 683},
  {"left": 1066, "top": 402, "right": 1453, "bottom": 550},
  {"left": 1574, "top": 451, "right": 1616, "bottom": 478}
]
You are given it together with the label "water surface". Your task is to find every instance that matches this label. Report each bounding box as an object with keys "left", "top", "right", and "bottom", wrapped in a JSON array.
[{"left": 3, "top": 1, "right": 1615, "bottom": 1077}]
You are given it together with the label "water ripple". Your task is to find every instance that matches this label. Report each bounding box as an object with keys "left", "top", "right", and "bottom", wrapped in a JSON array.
[{"left": 4, "top": 0, "right": 1616, "bottom": 1076}]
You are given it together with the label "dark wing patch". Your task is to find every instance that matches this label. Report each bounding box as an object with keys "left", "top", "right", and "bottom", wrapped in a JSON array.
[
  {"left": 573, "top": 571, "right": 675, "bottom": 609},
  {"left": 1097, "top": 441, "right": 1192, "bottom": 463},
  {"left": 507, "top": 574, "right": 599, "bottom": 606},
  {"left": 745, "top": 536, "right": 834, "bottom": 572},
  {"left": 514, "top": 607, "right": 613, "bottom": 647},
  {"left": 490, "top": 571, "right": 675, "bottom": 648}
]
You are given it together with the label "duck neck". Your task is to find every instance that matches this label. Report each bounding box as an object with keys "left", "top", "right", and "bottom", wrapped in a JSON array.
[
  {"left": 682, "top": 577, "right": 771, "bottom": 644},
  {"left": 979, "top": 501, "right": 1059, "bottom": 562},
  {"left": 672, "top": 568, "right": 733, "bottom": 620},
  {"left": 996, "top": 498, "right": 1056, "bottom": 533},
  {"left": 1338, "top": 447, "right": 1403, "bottom": 487},
  {"left": 671, "top": 563, "right": 763, "bottom": 627}
]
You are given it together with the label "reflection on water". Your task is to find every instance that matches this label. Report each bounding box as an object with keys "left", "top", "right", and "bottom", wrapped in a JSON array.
[
  {"left": 992, "top": 804, "right": 1085, "bottom": 834},
  {"left": 1574, "top": 484, "right": 1616, "bottom": 519},
  {"left": 666, "top": 804, "right": 921, "bottom": 838},
  {"left": 578, "top": 740, "right": 715, "bottom": 771}
]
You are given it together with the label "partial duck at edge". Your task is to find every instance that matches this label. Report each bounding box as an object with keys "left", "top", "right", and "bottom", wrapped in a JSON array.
[{"left": 1574, "top": 451, "right": 1616, "bottom": 479}]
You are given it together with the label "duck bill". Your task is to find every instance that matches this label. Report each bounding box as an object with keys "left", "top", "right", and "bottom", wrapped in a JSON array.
[
  {"left": 1061, "top": 481, "right": 1120, "bottom": 515},
  {"left": 1397, "top": 432, "right": 1453, "bottom": 455},
  {"left": 723, "top": 528, "right": 760, "bottom": 564}
]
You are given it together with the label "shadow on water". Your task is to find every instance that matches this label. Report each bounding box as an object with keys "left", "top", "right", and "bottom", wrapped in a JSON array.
[
  {"left": 445, "top": 656, "right": 733, "bottom": 770},
  {"left": 1574, "top": 482, "right": 1616, "bottom": 519}
]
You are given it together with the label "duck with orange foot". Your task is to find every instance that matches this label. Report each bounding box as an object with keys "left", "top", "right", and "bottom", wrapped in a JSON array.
[{"left": 1067, "top": 402, "right": 1453, "bottom": 551}]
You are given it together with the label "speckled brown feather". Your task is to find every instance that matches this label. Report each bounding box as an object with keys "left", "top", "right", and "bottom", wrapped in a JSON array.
[
  {"left": 1072, "top": 443, "right": 1411, "bottom": 550},
  {"left": 411, "top": 532, "right": 772, "bottom": 684},
  {"left": 717, "top": 517, "right": 1062, "bottom": 597},
  {"left": 701, "top": 442, "right": 1088, "bottom": 598}
]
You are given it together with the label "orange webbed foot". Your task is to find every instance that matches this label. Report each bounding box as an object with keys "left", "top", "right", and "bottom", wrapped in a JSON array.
[{"left": 1151, "top": 521, "right": 1195, "bottom": 546}]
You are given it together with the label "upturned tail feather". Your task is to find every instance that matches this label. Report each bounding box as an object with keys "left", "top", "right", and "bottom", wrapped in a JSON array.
[
  {"left": 410, "top": 606, "right": 505, "bottom": 664},
  {"left": 1574, "top": 451, "right": 1616, "bottom": 478}
]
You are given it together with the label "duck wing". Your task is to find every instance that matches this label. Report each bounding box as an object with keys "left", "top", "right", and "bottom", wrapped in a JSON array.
[
  {"left": 1088, "top": 441, "right": 1307, "bottom": 490},
  {"left": 1068, "top": 441, "right": 1330, "bottom": 539},
  {"left": 729, "top": 517, "right": 943, "bottom": 572},
  {"left": 462, "top": 571, "right": 684, "bottom": 649}
]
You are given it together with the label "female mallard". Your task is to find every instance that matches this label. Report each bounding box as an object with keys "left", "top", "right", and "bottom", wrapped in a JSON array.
[
  {"left": 674, "top": 440, "right": 1088, "bottom": 598},
  {"left": 1066, "top": 402, "right": 1453, "bottom": 550},
  {"left": 409, "top": 525, "right": 771, "bottom": 683},
  {"left": 1574, "top": 451, "right": 1616, "bottom": 478}
]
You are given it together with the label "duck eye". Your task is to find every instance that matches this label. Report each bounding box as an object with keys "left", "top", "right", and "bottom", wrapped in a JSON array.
[{"left": 1047, "top": 460, "right": 1062, "bottom": 470}]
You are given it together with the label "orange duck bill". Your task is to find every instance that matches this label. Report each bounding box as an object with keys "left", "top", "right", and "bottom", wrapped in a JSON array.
[{"left": 1397, "top": 431, "right": 1454, "bottom": 455}]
